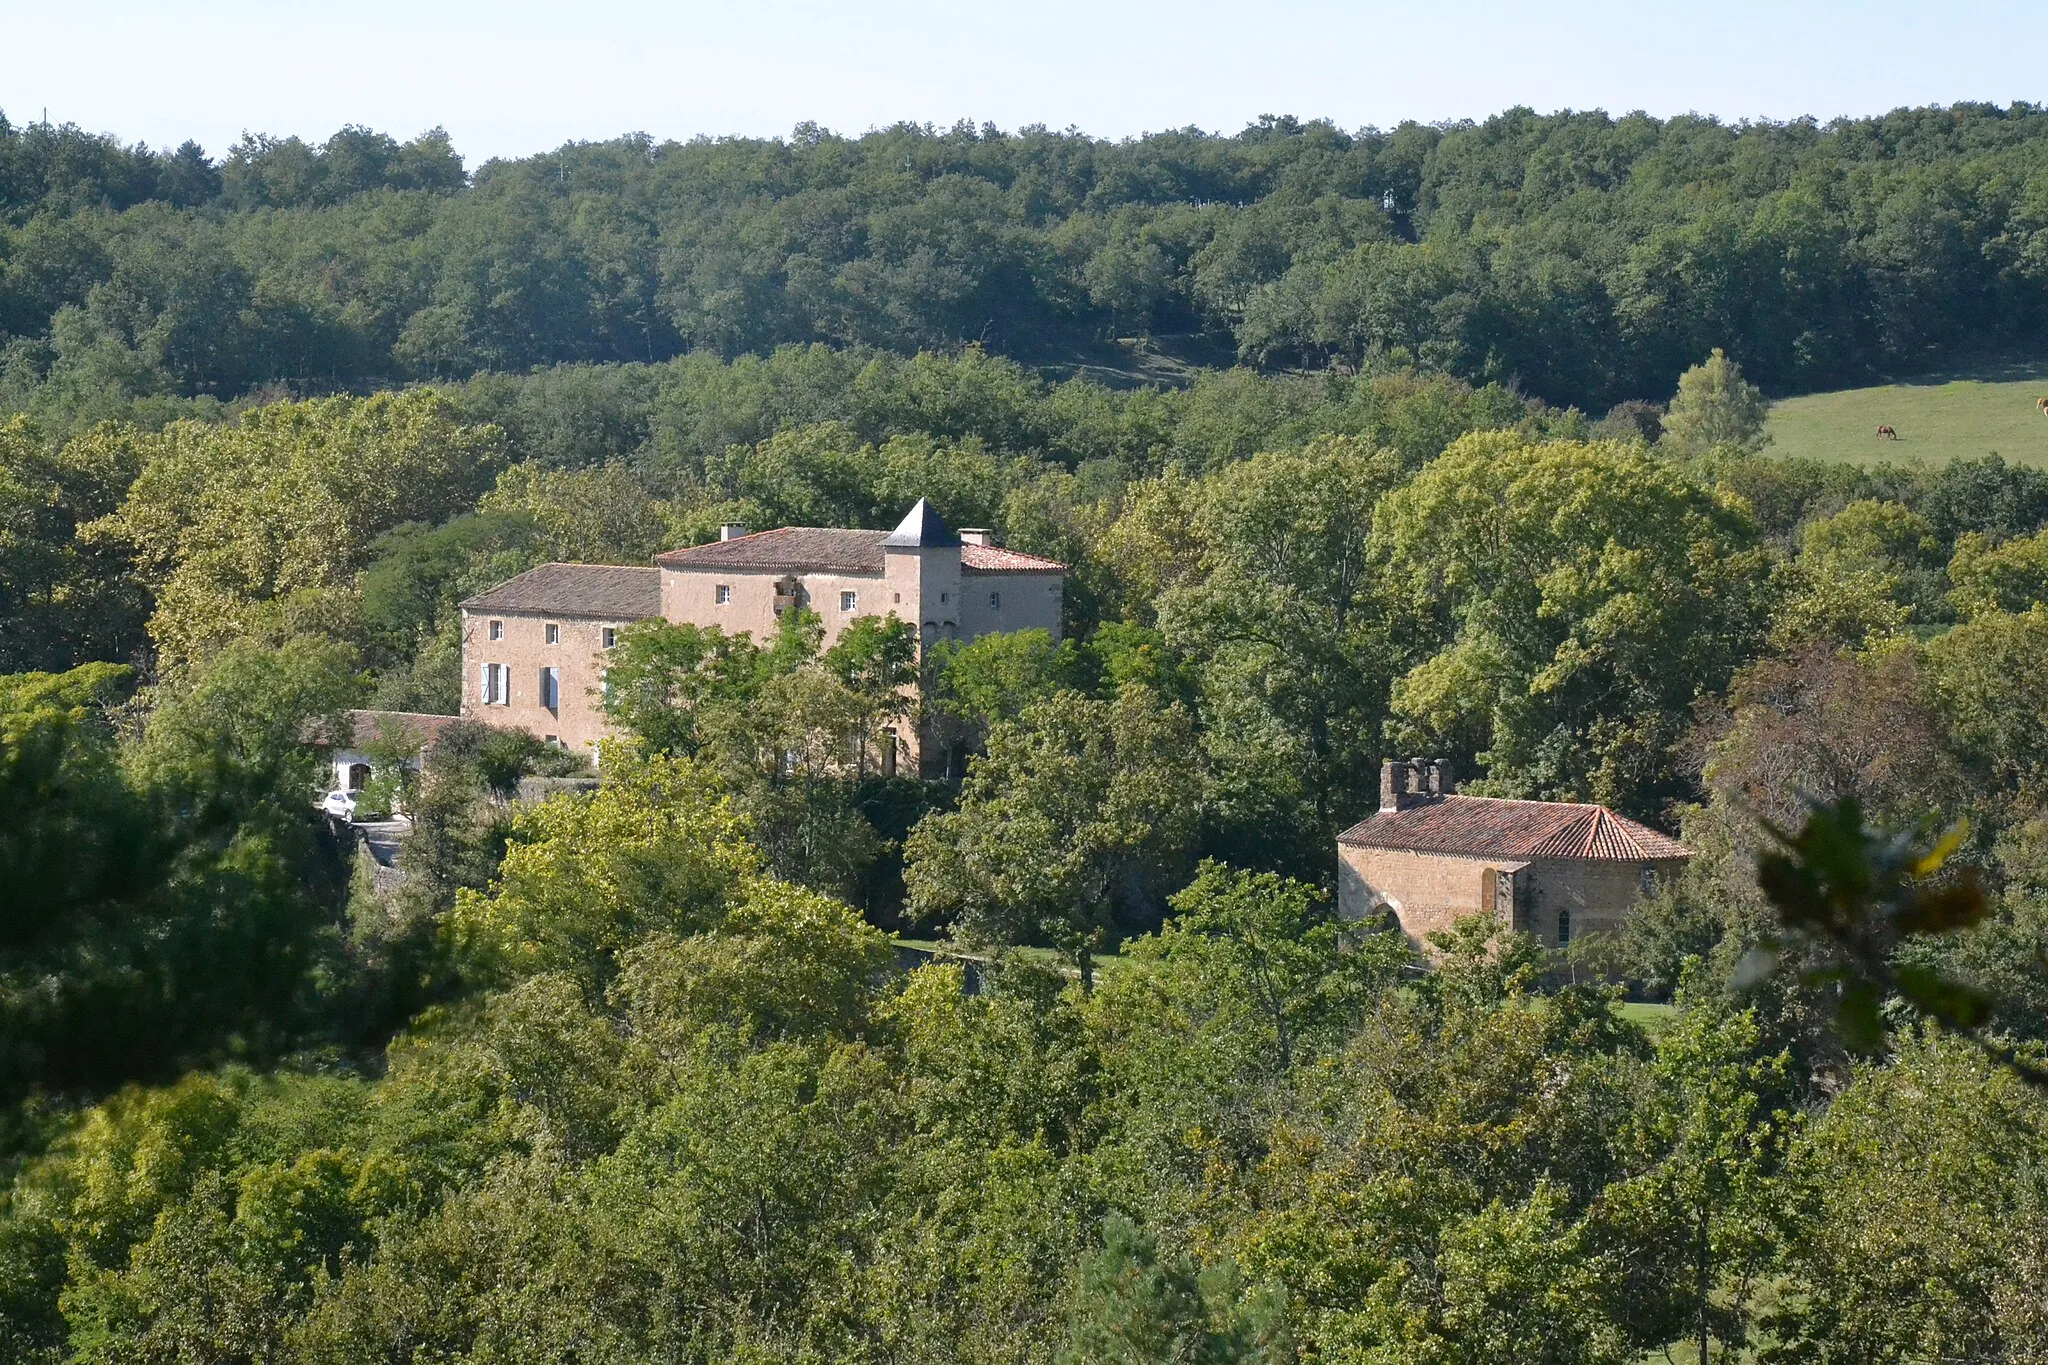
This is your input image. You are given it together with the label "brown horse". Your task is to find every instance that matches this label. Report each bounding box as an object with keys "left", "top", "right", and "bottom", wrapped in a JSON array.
[
  {"left": 1876, "top": 424, "right": 1899, "bottom": 440},
  {"left": 2037, "top": 395, "right": 2048, "bottom": 418}
]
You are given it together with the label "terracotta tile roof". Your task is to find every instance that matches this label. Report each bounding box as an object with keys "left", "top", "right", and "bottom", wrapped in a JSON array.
[
  {"left": 654, "top": 527, "right": 891, "bottom": 574},
  {"left": 652, "top": 520, "right": 1068, "bottom": 576},
  {"left": 1337, "top": 795, "right": 1691, "bottom": 861},
  {"left": 961, "top": 543, "right": 1065, "bottom": 572},
  {"left": 460, "top": 564, "right": 661, "bottom": 617},
  {"left": 307, "top": 709, "right": 469, "bottom": 748}
]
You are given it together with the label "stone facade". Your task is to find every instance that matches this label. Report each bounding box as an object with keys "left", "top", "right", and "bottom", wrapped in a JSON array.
[
  {"left": 1336, "top": 759, "right": 1691, "bottom": 952},
  {"left": 456, "top": 501, "right": 1064, "bottom": 766},
  {"left": 461, "top": 607, "right": 637, "bottom": 754}
]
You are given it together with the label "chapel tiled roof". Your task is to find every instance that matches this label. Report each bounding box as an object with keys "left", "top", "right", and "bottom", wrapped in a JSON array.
[
  {"left": 1337, "top": 795, "right": 1691, "bottom": 861},
  {"left": 459, "top": 563, "right": 661, "bottom": 618},
  {"left": 653, "top": 527, "right": 891, "bottom": 573},
  {"left": 962, "top": 543, "right": 1065, "bottom": 572}
]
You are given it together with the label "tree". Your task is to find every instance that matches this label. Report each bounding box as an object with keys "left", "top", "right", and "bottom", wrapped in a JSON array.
[
  {"left": 1379, "top": 432, "right": 1772, "bottom": 813},
  {"left": 0, "top": 634, "right": 358, "bottom": 1102},
  {"left": 446, "top": 750, "right": 756, "bottom": 993},
  {"left": 86, "top": 391, "right": 502, "bottom": 668},
  {"left": 1155, "top": 438, "right": 1405, "bottom": 871},
  {"left": 1660, "top": 349, "right": 1769, "bottom": 457},
  {"left": 1060, "top": 1215, "right": 1285, "bottom": 1365},
  {"left": 600, "top": 620, "right": 768, "bottom": 759},
  {"left": 1143, "top": 860, "right": 1407, "bottom": 1071},
  {"left": 1774, "top": 1033, "right": 2048, "bottom": 1361},
  {"left": 1590, "top": 1001, "right": 1790, "bottom": 1361},
  {"left": 0, "top": 417, "right": 148, "bottom": 673},
  {"left": 904, "top": 685, "right": 1201, "bottom": 986},
  {"left": 821, "top": 612, "right": 919, "bottom": 777}
]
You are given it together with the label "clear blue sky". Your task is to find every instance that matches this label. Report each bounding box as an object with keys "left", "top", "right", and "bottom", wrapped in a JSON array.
[{"left": 3, "top": 0, "right": 2042, "bottom": 164}]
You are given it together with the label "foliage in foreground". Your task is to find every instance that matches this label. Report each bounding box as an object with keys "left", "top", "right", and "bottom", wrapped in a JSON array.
[{"left": 5, "top": 751, "right": 2042, "bottom": 1363}]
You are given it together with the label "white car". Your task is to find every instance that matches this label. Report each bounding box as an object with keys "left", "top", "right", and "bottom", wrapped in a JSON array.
[{"left": 320, "top": 790, "right": 358, "bottom": 821}]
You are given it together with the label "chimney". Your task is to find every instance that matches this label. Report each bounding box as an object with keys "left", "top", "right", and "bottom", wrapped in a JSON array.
[
  {"left": 1379, "top": 757, "right": 1455, "bottom": 812},
  {"left": 718, "top": 523, "right": 748, "bottom": 541},
  {"left": 958, "top": 528, "right": 997, "bottom": 547}
]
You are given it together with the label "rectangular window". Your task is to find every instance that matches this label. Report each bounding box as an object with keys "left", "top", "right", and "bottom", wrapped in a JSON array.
[
  {"left": 544, "top": 623, "right": 560, "bottom": 645},
  {"left": 715, "top": 584, "right": 732, "bottom": 605},
  {"left": 602, "top": 626, "right": 617, "bottom": 649},
  {"left": 539, "top": 666, "right": 560, "bottom": 712},
  {"left": 840, "top": 590, "right": 858, "bottom": 612},
  {"left": 989, "top": 591, "right": 1001, "bottom": 610},
  {"left": 480, "top": 663, "right": 510, "bottom": 705},
  {"left": 487, "top": 619, "right": 502, "bottom": 641}
]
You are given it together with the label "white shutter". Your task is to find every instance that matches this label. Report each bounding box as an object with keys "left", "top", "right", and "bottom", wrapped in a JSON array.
[{"left": 479, "top": 662, "right": 493, "bottom": 704}]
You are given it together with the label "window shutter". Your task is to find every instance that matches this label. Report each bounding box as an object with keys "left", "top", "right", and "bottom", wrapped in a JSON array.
[{"left": 480, "top": 662, "right": 491, "bottom": 704}]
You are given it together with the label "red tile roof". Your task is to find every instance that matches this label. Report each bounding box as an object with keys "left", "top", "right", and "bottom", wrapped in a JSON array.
[
  {"left": 653, "top": 527, "right": 890, "bottom": 574},
  {"left": 961, "top": 543, "right": 1064, "bottom": 572},
  {"left": 652, "top": 527, "right": 1066, "bottom": 575},
  {"left": 1337, "top": 795, "right": 1691, "bottom": 861},
  {"left": 307, "top": 709, "right": 469, "bottom": 749}
]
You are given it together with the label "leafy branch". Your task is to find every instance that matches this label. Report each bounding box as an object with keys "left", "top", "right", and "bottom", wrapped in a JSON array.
[{"left": 1745, "top": 794, "right": 2048, "bottom": 1088}]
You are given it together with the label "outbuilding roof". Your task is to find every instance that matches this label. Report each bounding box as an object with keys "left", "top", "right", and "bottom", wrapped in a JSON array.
[
  {"left": 1337, "top": 795, "right": 1691, "bottom": 862},
  {"left": 307, "top": 709, "right": 469, "bottom": 750},
  {"left": 459, "top": 563, "right": 661, "bottom": 618}
]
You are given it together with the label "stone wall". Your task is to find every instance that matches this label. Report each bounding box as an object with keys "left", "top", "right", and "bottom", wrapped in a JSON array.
[
  {"left": 459, "top": 607, "right": 622, "bottom": 759},
  {"left": 957, "top": 570, "right": 1064, "bottom": 641},
  {"left": 1339, "top": 843, "right": 1686, "bottom": 951}
]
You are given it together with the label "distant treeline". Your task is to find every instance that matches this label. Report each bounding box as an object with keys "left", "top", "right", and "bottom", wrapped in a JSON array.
[{"left": 4, "top": 104, "right": 2048, "bottom": 413}]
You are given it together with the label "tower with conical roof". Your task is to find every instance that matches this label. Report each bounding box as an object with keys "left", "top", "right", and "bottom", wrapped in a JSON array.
[{"left": 883, "top": 497, "right": 963, "bottom": 651}]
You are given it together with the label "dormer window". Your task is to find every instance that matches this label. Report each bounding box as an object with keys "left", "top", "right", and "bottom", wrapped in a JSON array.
[{"left": 544, "top": 623, "right": 560, "bottom": 645}]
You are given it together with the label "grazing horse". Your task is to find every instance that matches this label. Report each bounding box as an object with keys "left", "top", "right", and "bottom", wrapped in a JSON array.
[
  {"left": 2037, "top": 396, "right": 2048, "bottom": 418},
  {"left": 1876, "top": 424, "right": 1899, "bottom": 440}
]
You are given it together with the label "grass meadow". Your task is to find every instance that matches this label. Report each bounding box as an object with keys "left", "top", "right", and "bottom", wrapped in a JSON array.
[{"left": 1764, "top": 358, "right": 2048, "bottom": 467}]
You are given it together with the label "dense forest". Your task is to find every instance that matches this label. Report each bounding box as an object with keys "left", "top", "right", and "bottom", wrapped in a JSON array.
[
  {"left": 6, "top": 102, "right": 2048, "bottom": 423},
  {"left": 4, "top": 103, "right": 2048, "bottom": 1362}
]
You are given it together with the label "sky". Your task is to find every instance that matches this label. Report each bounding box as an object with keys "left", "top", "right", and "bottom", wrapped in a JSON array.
[{"left": 2, "top": 0, "right": 2043, "bottom": 164}]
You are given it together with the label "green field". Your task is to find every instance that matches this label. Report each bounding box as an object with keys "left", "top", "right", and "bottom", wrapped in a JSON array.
[{"left": 1764, "top": 359, "right": 2048, "bottom": 467}]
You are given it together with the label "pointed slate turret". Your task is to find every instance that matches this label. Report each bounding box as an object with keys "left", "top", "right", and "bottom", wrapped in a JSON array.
[{"left": 882, "top": 497, "right": 961, "bottom": 549}]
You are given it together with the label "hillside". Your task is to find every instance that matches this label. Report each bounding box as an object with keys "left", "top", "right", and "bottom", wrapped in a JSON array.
[
  {"left": 1765, "top": 360, "right": 2048, "bottom": 467},
  {"left": 9, "top": 103, "right": 2048, "bottom": 425}
]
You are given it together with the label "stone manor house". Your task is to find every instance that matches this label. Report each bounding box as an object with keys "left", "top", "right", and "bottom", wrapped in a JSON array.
[
  {"left": 326, "top": 502, "right": 1688, "bottom": 949},
  {"left": 453, "top": 498, "right": 1064, "bottom": 773}
]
